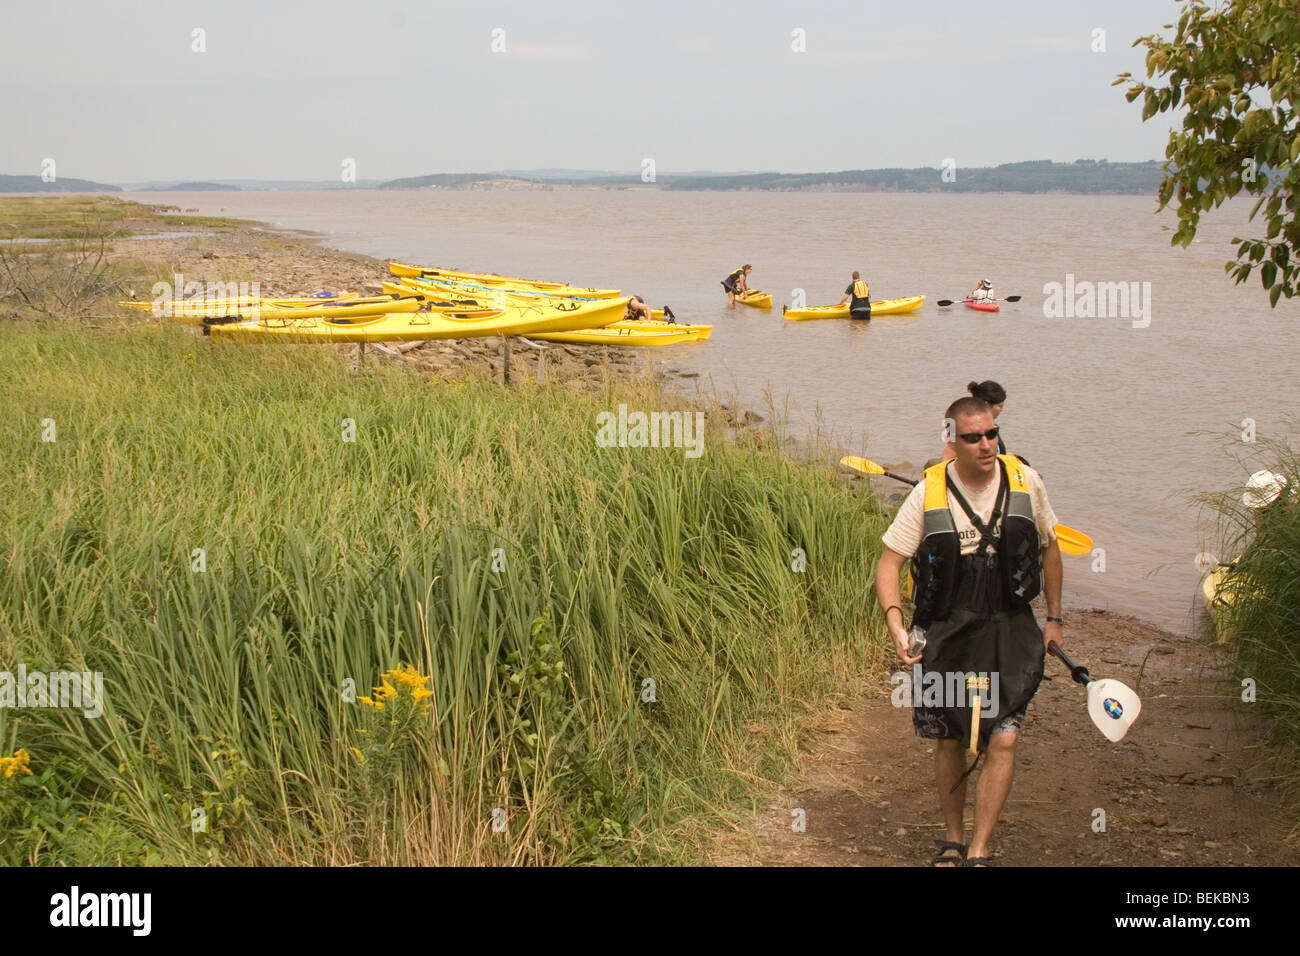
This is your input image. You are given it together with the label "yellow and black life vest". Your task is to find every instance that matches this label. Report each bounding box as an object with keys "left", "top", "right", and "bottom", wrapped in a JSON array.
[
  {"left": 852, "top": 279, "right": 869, "bottom": 299},
  {"left": 910, "top": 455, "right": 1041, "bottom": 628}
]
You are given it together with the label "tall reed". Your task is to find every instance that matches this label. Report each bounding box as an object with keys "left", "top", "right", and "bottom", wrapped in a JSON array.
[{"left": 0, "top": 322, "right": 891, "bottom": 864}]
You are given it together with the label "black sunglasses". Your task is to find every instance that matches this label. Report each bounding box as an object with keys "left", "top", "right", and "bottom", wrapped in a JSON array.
[{"left": 957, "top": 427, "right": 1000, "bottom": 444}]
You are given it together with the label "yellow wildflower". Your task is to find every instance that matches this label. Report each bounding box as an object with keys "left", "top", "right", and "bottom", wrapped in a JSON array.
[{"left": 1, "top": 749, "right": 33, "bottom": 778}]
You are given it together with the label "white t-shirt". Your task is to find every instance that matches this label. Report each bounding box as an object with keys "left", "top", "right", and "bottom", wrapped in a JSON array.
[{"left": 882, "top": 460, "right": 1058, "bottom": 559}]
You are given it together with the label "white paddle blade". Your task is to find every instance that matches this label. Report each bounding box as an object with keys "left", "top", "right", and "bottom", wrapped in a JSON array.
[{"left": 1086, "top": 678, "right": 1142, "bottom": 742}]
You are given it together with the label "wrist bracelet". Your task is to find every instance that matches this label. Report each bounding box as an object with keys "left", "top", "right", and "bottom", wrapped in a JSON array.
[
  {"left": 884, "top": 605, "right": 903, "bottom": 623},
  {"left": 1046, "top": 616, "right": 1063, "bottom": 625}
]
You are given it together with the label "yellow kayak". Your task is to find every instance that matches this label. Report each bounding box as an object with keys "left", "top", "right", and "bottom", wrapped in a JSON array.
[
  {"left": 530, "top": 321, "right": 710, "bottom": 347},
  {"left": 206, "top": 296, "right": 628, "bottom": 344},
  {"left": 388, "top": 261, "right": 621, "bottom": 299},
  {"left": 783, "top": 295, "right": 926, "bottom": 320},
  {"left": 122, "top": 291, "right": 360, "bottom": 312},
  {"left": 735, "top": 290, "right": 772, "bottom": 308},
  {"left": 1202, "top": 556, "right": 1256, "bottom": 610},
  {"left": 393, "top": 275, "right": 622, "bottom": 308},
  {"left": 136, "top": 294, "right": 429, "bottom": 325}
]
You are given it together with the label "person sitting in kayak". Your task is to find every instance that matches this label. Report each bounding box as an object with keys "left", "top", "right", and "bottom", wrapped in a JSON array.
[
  {"left": 721, "top": 265, "right": 752, "bottom": 305},
  {"left": 838, "top": 272, "right": 871, "bottom": 320},
  {"left": 969, "top": 279, "right": 995, "bottom": 303},
  {"left": 625, "top": 296, "right": 651, "bottom": 321}
]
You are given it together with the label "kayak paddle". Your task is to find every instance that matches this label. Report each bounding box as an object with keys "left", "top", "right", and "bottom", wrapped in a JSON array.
[
  {"left": 936, "top": 295, "right": 1022, "bottom": 307},
  {"left": 838, "top": 455, "right": 1095, "bottom": 556},
  {"left": 1048, "top": 642, "right": 1141, "bottom": 742}
]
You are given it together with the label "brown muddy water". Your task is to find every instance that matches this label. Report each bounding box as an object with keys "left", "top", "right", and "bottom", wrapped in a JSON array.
[{"left": 153, "top": 188, "right": 1300, "bottom": 633}]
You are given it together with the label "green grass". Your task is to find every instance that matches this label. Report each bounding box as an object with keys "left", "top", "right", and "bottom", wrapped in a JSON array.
[
  {"left": 0, "top": 321, "right": 892, "bottom": 865},
  {"left": 1203, "top": 438, "right": 1300, "bottom": 807},
  {"left": 0, "top": 195, "right": 258, "bottom": 240}
]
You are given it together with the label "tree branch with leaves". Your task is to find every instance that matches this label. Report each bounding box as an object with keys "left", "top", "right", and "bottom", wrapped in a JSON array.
[{"left": 1116, "top": 0, "right": 1299, "bottom": 306}]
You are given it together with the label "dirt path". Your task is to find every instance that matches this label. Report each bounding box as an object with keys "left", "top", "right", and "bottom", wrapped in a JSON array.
[{"left": 711, "top": 609, "right": 1299, "bottom": 866}]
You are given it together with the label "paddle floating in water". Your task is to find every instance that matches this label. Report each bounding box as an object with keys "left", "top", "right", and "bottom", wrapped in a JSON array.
[{"left": 935, "top": 295, "right": 1022, "bottom": 307}]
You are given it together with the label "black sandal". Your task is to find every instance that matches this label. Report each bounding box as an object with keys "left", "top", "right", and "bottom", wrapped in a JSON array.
[
  {"left": 962, "top": 856, "right": 996, "bottom": 867},
  {"left": 931, "top": 839, "right": 967, "bottom": 866}
]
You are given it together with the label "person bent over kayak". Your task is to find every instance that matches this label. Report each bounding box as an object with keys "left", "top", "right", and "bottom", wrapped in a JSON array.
[
  {"left": 876, "top": 395, "right": 1064, "bottom": 866},
  {"left": 625, "top": 295, "right": 651, "bottom": 321},
  {"left": 838, "top": 272, "right": 871, "bottom": 320},
  {"left": 721, "top": 265, "right": 752, "bottom": 305},
  {"left": 969, "top": 279, "right": 995, "bottom": 302}
]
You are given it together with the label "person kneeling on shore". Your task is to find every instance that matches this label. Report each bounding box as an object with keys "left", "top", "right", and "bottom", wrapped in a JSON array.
[{"left": 875, "top": 395, "right": 1064, "bottom": 866}]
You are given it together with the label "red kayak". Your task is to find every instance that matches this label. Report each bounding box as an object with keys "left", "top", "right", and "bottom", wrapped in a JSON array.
[{"left": 965, "top": 298, "right": 1000, "bottom": 313}]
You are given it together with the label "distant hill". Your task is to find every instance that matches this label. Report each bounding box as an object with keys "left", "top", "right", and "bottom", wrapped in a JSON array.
[
  {"left": 379, "top": 161, "right": 1163, "bottom": 193},
  {"left": 158, "top": 182, "right": 238, "bottom": 191},
  {"left": 666, "top": 160, "right": 1164, "bottom": 193},
  {"left": 378, "top": 170, "right": 777, "bottom": 189},
  {"left": 0, "top": 174, "right": 121, "bottom": 193},
  {"left": 119, "top": 180, "right": 384, "bottom": 191}
]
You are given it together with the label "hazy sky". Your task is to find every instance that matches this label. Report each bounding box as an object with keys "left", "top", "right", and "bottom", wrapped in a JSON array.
[{"left": 2, "top": 0, "right": 1184, "bottom": 182}]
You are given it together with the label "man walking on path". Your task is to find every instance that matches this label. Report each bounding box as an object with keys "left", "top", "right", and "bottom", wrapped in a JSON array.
[{"left": 875, "top": 396, "right": 1064, "bottom": 866}]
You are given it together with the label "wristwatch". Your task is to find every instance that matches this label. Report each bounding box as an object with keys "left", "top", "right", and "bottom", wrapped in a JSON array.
[{"left": 1046, "top": 615, "right": 1063, "bottom": 625}]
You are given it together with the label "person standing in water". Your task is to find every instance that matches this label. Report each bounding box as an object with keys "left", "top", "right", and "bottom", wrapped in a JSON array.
[
  {"left": 838, "top": 271, "right": 871, "bottom": 320},
  {"left": 721, "top": 265, "right": 752, "bottom": 305}
]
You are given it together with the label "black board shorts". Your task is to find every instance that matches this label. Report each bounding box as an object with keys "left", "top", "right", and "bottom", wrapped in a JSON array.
[{"left": 909, "top": 560, "right": 1045, "bottom": 748}]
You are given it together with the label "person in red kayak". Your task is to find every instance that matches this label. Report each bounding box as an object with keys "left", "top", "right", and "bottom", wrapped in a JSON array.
[
  {"left": 838, "top": 271, "right": 872, "bottom": 320},
  {"left": 721, "top": 265, "right": 752, "bottom": 305},
  {"left": 969, "top": 279, "right": 996, "bottom": 303},
  {"left": 877, "top": 395, "right": 1064, "bottom": 867}
]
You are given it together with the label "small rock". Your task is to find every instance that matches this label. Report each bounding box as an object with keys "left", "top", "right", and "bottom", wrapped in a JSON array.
[
  {"left": 894, "top": 828, "right": 907, "bottom": 838},
  {"left": 1153, "top": 646, "right": 1175, "bottom": 655},
  {"left": 1151, "top": 814, "right": 1169, "bottom": 827},
  {"left": 1155, "top": 797, "right": 1166, "bottom": 805},
  {"left": 1170, "top": 828, "right": 1191, "bottom": 835},
  {"left": 1203, "top": 841, "right": 1222, "bottom": 849}
]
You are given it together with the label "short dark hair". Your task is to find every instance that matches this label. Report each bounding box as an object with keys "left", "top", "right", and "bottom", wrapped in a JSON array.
[
  {"left": 967, "top": 380, "right": 1007, "bottom": 404},
  {"left": 945, "top": 396, "right": 992, "bottom": 425},
  {"left": 852, "top": 271, "right": 860, "bottom": 279}
]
